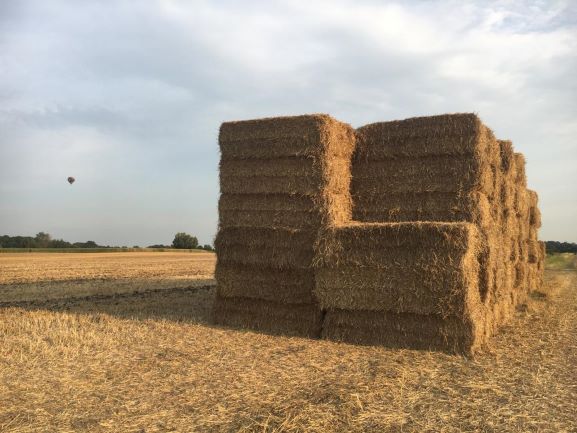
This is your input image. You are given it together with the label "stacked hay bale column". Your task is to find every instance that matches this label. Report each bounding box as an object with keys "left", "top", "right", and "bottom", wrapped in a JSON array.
[
  {"left": 510, "top": 153, "right": 545, "bottom": 299},
  {"left": 213, "top": 114, "right": 355, "bottom": 337}
]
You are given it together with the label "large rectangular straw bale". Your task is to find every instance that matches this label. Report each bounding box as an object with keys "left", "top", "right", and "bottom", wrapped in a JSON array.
[
  {"left": 353, "top": 191, "right": 493, "bottom": 227},
  {"left": 514, "top": 261, "right": 527, "bottom": 290},
  {"left": 354, "top": 113, "right": 497, "bottom": 159},
  {"left": 219, "top": 114, "right": 354, "bottom": 159},
  {"left": 513, "top": 153, "right": 527, "bottom": 187},
  {"left": 219, "top": 193, "right": 352, "bottom": 230},
  {"left": 215, "top": 227, "right": 315, "bottom": 269},
  {"left": 527, "top": 240, "right": 541, "bottom": 264},
  {"left": 216, "top": 264, "right": 315, "bottom": 304},
  {"left": 220, "top": 172, "right": 350, "bottom": 196},
  {"left": 498, "top": 140, "right": 514, "bottom": 174},
  {"left": 213, "top": 295, "right": 322, "bottom": 338},
  {"left": 514, "top": 187, "right": 530, "bottom": 218},
  {"left": 314, "top": 222, "right": 484, "bottom": 317},
  {"left": 527, "top": 190, "right": 541, "bottom": 228},
  {"left": 351, "top": 155, "right": 494, "bottom": 195},
  {"left": 322, "top": 308, "right": 487, "bottom": 355}
]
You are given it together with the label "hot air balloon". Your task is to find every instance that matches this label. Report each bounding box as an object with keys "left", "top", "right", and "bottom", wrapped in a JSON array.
[{"left": 67, "top": 176, "right": 75, "bottom": 184}]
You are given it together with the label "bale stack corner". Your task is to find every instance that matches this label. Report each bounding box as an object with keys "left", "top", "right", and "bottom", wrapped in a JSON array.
[{"left": 213, "top": 112, "right": 543, "bottom": 354}]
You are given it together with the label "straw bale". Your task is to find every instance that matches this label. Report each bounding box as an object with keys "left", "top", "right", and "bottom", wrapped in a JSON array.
[
  {"left": 527, "top": 225, "right": 539, "bottom": 241},
  {"left": 499, "top": 177, "right": 516, "bottom": 211},
  {"left": 219, "top": 193, "right": 315, "bottom": 212},
  {"left": 491, "top": 297, "right": 515, "bottom": 328},
  {"left": 218, "top": 194, "right": 351, "bottom": 230},
  {"left": 219, "top": 114, "right": 355, "bottom": 160},
  {"left": 221, "top": 157, "right": 324, "bottom": 178},
  {"left": 514, "top": 262, "right": 527, "bottom": 290},
  {"left": 220, "top": 172, "right": 350, "bottom": 196},
  {"left": 527, "top": 240, "right": 541, "bottom": 264},
  {"left": 216, "top": 264, "right": 315, "bottom": 304},
  {"left": 355, "top": 113, "right": 498, "bottom": 159},
  {"left": 220, "top": 158, "right": 350, "bottom": 189},
  {"left": 498, "top": 140, "right": 514, "bottom": 174},
  {"left": 322, "top": 309, "right": 486, "bottom": 355},
  {"left": 514, "top": 187, "right": 530, "bottom": 218},
  {"left": 352, "top": 156, "right": 494, "bottom": 196},
  {"left": 217, "top": 245, "right": 313, "bottom": 269},
  {"left": 316, "top": 222, "right": 476, "bottom": 262},
  {"left": 215, "top": 227, "right": 315, "bottom": 269},
  {"left": 539, "top": 241, "right": 546, "bottom": 261},
  {"left": 219, "top": 209, "right": 319, "bottom": 230},
  {"left": 314, "top": 222, "right": 483, "bottom": 317},
  {"left": 213, "top": 295, "right": 322, "bottom": 338},
  {"left": 527, "top": 190, "right": 541, "bottom": 228},
  {"left": 353, "top": 191, "right": 493, "bottom": 227},
  {"left": 216, "top": 226, "right": 315, "bottom": 249},
  {"left": 513, "top": 153, "right": 527, "bottom": 186},
  {"left": 501, "top": 209, "right": 519, "bottom": 239},
  {"left": 508, "top": 237, "right": 520, "bottom": 262}
]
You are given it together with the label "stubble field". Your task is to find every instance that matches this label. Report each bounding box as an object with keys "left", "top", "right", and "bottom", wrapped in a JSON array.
[{"left": 1, "top": 252, "right": 576, "bottom": 432}]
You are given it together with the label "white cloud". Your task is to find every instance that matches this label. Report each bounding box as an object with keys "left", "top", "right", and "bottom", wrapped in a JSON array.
[{"left": 1, "top": 0, "right": 576, "bottom": 243}]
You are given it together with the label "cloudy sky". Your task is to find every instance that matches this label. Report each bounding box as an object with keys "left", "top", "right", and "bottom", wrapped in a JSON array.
[{"left": 1, "top": 0, "right": 576, "bottom": 246}]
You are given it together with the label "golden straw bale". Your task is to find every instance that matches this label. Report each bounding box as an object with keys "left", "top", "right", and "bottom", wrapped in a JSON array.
[
  {"left": 314, "top": 222, "right": 484, "bottom": 317},
  {"left": 513, "top": 153, "right": 527, "bottom": 187},
  {"left": 353, "top": 191, "right": 494, "bottom": 227},
  {"left": 213, "top": 295, "right": 322, "bottom": 338},
  {"left": 322, "top": 308, "right": 487, "bottom": 355},
  {"left": 216, "top": 264, "right": 315, "bottom": 304},
  {"left": 355, "top": 113, "right": 497, "bottom": 159}
]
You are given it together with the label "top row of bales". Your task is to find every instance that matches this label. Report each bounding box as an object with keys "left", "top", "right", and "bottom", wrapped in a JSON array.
[{"left": 213, "top": 112, "right": 544, "bottom": 355}]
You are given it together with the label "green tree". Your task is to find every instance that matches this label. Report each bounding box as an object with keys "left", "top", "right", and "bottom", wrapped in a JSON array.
[
  {"left": 35, "top": 232, "right": 52, "bottom": 248},
  {"left": 172, "top": 232, "right": 199, "bottom": 249}
]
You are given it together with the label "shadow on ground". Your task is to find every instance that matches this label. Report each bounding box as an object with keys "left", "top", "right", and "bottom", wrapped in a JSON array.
[{"left": 0, "top": 285, "right": 217, "bottom": 325}]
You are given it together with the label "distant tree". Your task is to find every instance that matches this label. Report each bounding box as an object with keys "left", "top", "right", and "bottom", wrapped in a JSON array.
[
  {"left": 49, "top": 239, "right": 72, "bottom": 248},
  {"left": 147, "top": 244, "right": 170, "bottom": 249},
  {"left": 201, "top": 244, "right": 214, "bottom": 251},
  {"left": 35, "top": 232, "right": 52, "bottom": 248},
  {"left": 545, "top": 241, "right": 577, "bottom": 254},
  {"left": 172, "top": 232, "right": 199, "bottom": 249}
]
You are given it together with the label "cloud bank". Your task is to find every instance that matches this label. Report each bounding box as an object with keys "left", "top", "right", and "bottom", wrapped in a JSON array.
[{"left": 1, "top": 0, "right": 576, "bottom": 245}]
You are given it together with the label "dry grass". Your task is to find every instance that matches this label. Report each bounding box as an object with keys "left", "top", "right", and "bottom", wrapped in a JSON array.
[
  {"left": 0, "top": 252, "right": 215, "bottom": 303},
  {"left": 1, "top": 252, "right": 576, "bottom": 432}
]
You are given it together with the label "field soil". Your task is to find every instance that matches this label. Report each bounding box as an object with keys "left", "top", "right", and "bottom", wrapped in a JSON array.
[{"left": 1, "top": 252, "right": 576, "bottom": 432}]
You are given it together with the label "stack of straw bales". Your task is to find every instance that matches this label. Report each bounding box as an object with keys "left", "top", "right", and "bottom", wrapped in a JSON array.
[
  {"left": 213, "top": 114, "right": 355, "bottom": 337},
  {"left": 315, "top": 222, "right": 487, "bottom": 353},
  {"left": 213, "top": 112, "right": 543, "bottom": 354}
]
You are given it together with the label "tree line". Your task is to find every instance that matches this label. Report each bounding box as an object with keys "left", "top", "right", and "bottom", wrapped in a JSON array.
[
  {"left": 545, "top": 241, "right": 577, "bottom": 254},
  {"left": 0, "top": 232, "right": 214, "bottom": 251}
]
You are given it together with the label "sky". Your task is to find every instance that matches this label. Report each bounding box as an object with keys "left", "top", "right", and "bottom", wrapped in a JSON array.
[{"left": 1, "top": 0, "right": 576, "bottom": 246}]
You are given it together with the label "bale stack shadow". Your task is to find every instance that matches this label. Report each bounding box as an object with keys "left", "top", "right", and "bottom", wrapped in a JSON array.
[{"left": 213, "top": 113, "right": 544, "bottom": 354}]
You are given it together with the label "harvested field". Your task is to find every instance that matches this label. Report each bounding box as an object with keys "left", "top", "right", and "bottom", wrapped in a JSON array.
[
  {"left": 0, "top": 252, "right": 576, "bottom": 432},
  {"left": 0, "top": 252, "right": 215, "bottom": 303}
]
